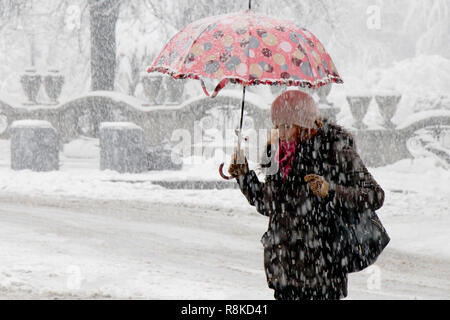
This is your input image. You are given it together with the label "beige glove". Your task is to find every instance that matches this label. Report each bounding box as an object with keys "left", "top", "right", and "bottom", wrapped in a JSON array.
[
  {"left": 304, "top": 173, "right": 330, "bottom": 198},
  {"left": 228, "top": 149, "right": 249, "bottom": 178}
]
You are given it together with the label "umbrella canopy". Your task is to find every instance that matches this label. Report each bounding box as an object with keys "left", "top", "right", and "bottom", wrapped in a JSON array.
[
  {"left": 147, "top": 9, "right": 344, "bottom": 179},
  {"left": 147, "top": 10, "right": 343, "bottom": 97}
]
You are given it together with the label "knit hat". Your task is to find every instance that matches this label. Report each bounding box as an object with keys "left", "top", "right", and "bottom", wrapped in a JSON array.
[{"left": 271, "top": 90, "right": 319, "bottom": 129}]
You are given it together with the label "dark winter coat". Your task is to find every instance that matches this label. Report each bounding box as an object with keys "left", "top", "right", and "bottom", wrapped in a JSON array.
[{"left": 236, "top": 118, "right": 385, "bottom": 299}]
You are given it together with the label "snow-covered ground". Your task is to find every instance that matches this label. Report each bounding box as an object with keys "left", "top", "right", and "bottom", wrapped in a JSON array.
[{"left": 0, "top": 138, "right": 449, "bottom": 299}]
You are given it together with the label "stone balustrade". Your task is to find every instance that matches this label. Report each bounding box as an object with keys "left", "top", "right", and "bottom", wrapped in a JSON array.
[{"left": 1, "top": 87, "right": 449, "bottom": 168}]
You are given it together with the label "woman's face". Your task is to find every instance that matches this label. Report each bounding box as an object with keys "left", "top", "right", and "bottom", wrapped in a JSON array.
[{"left": 276, "top": 123, "right": 317, "bottom": 143}]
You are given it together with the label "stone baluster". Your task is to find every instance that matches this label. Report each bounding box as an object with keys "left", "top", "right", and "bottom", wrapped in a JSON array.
[
  {"left": 375, "top": 94, "right": 401, "bottom": 130},
  {"left": 141, "top": 73, "right": 165, "bottom": 105},
  {"left": 43, "top": 70, "right": 65, "bottom": 105},
  {"left": 346, "top": 95, "right": 372, "bottom": 130},
  {"left": 163, "top": 76, "right": 186, "bottom": 105},
  {"left": 316, "top": 83, "right": 340, "bottom": 122},
  {"left": 20, "top": 68, "right": 42, "bottom": 105}
]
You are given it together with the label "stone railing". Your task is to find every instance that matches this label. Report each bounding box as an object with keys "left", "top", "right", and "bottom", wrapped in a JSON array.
[
  {"left": 0, "top": 90, "right": 269, "bottom": 145},
  {"left": 1, "top": 82, "right": 450, "bottom": 168},
  {"left": 344, "top": 94, "right": 450, "bottom": 167}
]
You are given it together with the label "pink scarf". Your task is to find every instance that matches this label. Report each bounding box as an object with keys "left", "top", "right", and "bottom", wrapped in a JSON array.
[{"left": 275, "top": 140, "right": 298, "bottom": 181}]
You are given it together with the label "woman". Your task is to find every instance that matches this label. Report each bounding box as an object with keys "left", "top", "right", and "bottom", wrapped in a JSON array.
[{"left": 228, "top": 90, "right": 385, "bottom": 300}]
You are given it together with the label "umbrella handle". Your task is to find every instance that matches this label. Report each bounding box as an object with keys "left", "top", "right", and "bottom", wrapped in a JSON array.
[
  {"left": 218, "top": 162, "right": 235, "bottom": 180},
  {"left": 219, "top": 141, "right": 248, "bottom": 180},
  {"left": 218, "top": 84, "right": 247, "bottom": 181}
]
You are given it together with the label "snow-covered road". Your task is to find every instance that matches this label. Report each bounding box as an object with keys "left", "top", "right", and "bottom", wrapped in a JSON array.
[
  {"left": 1, "top": 138, "right": 449, "bottom": 299},
  {"left": 1, "top": 193, "right": 449, "bottom": 300}
]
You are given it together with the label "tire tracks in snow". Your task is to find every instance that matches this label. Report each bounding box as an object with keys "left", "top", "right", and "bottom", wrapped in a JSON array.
[{"left": 0, "top": 192, "right": 449, "bottom": 299}]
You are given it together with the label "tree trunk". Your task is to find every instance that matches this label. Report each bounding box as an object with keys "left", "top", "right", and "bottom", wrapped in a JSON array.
[{"left": 88, "top": 0, "right": 120, "bottom": 91}]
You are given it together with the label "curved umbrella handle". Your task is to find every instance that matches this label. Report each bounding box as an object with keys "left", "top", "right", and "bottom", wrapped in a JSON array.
[{"left": 218, "top": 162, "right": 235, "bottom": 180}]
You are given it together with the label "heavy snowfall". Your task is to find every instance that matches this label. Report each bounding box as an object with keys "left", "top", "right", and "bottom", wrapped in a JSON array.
[{"left": 0, "top": 0, "right": 449, "bottom": 299}]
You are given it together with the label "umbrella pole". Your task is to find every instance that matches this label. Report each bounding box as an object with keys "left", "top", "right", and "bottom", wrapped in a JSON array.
[
  {"left": 237, "top": 85, "right": 246, "bottom": 152},
  {"left": 218, "top": 84, "right": 247, "bottom": 180}
]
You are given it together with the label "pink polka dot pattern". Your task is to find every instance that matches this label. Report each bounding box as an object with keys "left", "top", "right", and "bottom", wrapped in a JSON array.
[{"left": 147, "top": 11, "right": 343, "bottom": 96}]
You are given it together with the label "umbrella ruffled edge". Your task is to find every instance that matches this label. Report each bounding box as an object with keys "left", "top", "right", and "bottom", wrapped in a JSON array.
[{"left": 146, "top": 65, "right": 344, "bottom": 97}]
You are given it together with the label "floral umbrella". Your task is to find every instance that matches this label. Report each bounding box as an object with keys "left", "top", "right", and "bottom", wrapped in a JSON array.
[{"left": 147, "top": 8, "right": 343, "bottom": 179}]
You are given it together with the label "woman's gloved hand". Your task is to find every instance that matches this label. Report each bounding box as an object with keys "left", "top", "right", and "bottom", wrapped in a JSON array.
[
  {"left": 304, "top": 174, "right": 330, "bottom": 198},
  {"left": 228, "top": 149, "right": 249, "bottom": 178}
]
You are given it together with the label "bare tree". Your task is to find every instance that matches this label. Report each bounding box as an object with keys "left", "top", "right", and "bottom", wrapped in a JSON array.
[
  {"left": 88, "top": 0, "right": 121, "bottom": 91},
  {"left": 146, "top": 0, "right": 242, "bottom": 31}
]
